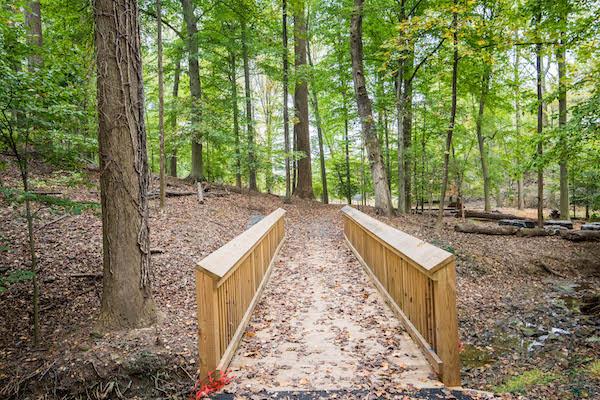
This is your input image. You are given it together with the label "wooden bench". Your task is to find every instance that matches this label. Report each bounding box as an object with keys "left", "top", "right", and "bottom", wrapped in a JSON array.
[
  {"left": 195, "top": 208, "right": 286, "bottom": 381},
  {"left": 341, "top": 206, "right": 460, "bottom": 386}
]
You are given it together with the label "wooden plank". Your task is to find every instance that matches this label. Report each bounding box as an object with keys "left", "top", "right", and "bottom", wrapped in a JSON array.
[
  {"left": 197, "top": 208, "right": 286, "bottom": 279},
  {"left": 216, "top": 234, "right": 286, "bottom": 373},
  {"left": 432, "top": 262, "right": 461, "bottom": 386},
  {"left": 341, "top": 206, "right": 453, "bottom": 275},
  {"left": 195, "top": 270, "right": 220, "bottom": 381},
  {"left": 344, "top": 234, "right": 443, "bottom": 375}
]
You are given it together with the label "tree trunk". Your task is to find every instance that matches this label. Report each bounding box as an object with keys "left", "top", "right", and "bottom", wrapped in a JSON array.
[
  {"left": 25, "top": 1, "right": 43, "bottom": 69},
  {"left": 514, "top": 45, "right": 524, "bottom": 210},
  {"left": 181, "top": 0, "right": 203, "bottom": 181},
  {"left": 228, "top": 51, "right": 242, "bottom": 189},
  {"left": 241, "top": 18, "right": 257, "bottom": 190},
  {"left": 168, "top": 55, "right": 181, "bottom": 178},
  {"left": 556, "top": 26, "right": 569, "bottom": 219},
  {"left": 476, "top": 67, "right": 492, "bottom": 212},
  {"left": 439, "top": 4, "right": 458, "bottom": 223},
  {"left": 307, "top": 34, "right": 328, "bottom": 204},
  {"left": 94, "top": 0, "right": 156, "bottom": 328},
  {"left": 282, "top": 0, "right": 291, "bottom": 202},
  {"left": 455, "top": 223, "right": 518, "bottom": 236},
  {"left": 338, "top": 34, "right": 352, "bottom": 205},
  {"left": 293, "top": 2, "right": 314, "bottom": 198},
  {"left": 350, "top": 0, "right": 393, "bottom": 216},
  {"left": 157, "top": 0, "right": 165, "bottom": 208},
  {"left": 402, "top": 44, "right": 414, "bottom": 213},
  {"left": 535, "top": 9, "right": 544, "bottom": 228}
]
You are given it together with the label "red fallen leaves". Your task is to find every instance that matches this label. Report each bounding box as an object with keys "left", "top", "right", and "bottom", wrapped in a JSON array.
[{"left": 190, "top": 370, "right": 233, "bottom": 399}]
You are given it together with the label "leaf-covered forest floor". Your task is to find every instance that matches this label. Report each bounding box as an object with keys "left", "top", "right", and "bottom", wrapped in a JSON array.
[{"left": 0, "top": 160, "right": 598, "bottom": 399}]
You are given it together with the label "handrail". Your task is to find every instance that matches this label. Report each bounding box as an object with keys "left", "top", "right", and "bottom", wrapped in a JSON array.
[
  {"left": 341, "top": 206, "right": 460, "bottom": 386},
  {"left": 195, "top": 208, "right": 285, "bottom": 381}
]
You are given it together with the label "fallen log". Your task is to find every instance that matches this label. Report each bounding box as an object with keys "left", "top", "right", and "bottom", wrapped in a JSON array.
[
  {"left": 582, "top": 222, "right": 600, "bottom": 231},
  {"left": 457, "top": 210, "right": 526, "bottom": 220},
  {"left": 560, "top": 230, "right": 600, "bottom": 242},
  {"left": 516, "top": 228, "right": 551, "bottom": 238},
  {"left": 147, "top": 190, "right": 196, "bottom": 199},
  {"left": 454, "top": 223, "right": 518, "bottom": 235},
  {"left": 544, "top": 220, "right": 573, "bottom": 229},
  {"left": 499, "top": 219, "right": 536, "bottom": 228}
]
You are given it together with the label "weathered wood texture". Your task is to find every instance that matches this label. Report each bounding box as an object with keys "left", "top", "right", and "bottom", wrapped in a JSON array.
[
  {"left": 195, "top": 208, "right": 286, "bottom": 381},
  {"left": 341, "top": 206, "right": 460, "bottom": 386}
]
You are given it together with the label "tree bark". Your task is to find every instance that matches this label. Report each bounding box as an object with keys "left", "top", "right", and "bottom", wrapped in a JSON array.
[
  {"left": 157, "top": 0, "right": 165, "bottom": 208},
  {"left": 282, "top": 0, "right": 291, "bottom": 202},
  {"left": 228, "top": 51, "right": 242, "bottom": 189},
  {"left": 168, "top": 55, "right": 181, "bottom": 178},
  {"left": 181, "top": 0, "right": 203, "bottom": 181},
  {"left": 439, "top": 4, "right": 458, "bottom": 223},
  {"left": 350, "top": 0, "right": 393, "bottom": 216},
  {"left": 306, "top": 34, "right": 328, "bottom": 204},
  {"left": 556, "top": 26, "right": 569, "bottom": 219},
  {"left": 293, "top": 1, "right": 314, "bottom": 199},
  {"left": 455, "top": 223, "right": 519, "bottom": 236},
  {"left": 94, "top": 0, "right": 156, "bottom": 328},
  {"left": 25, "top": 1, "right": 43, "bottom": 69},
  {"left": 476, "top": 67, "right": 492, "bottom": 212},
  {"left": 535, "top": 8, "right": 544, "bottom": 228},
  {"left": 241, "top": 18, "right": 257, "bottom": 191}
]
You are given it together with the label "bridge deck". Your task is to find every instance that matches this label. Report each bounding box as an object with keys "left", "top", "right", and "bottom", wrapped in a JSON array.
[{"left": 226, "top": 209, "right": 443, "bottom": 393}]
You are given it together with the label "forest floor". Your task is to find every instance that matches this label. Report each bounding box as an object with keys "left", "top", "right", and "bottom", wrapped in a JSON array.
[{"left": 0, "top": 161, "right": 598, "bottom": 399}]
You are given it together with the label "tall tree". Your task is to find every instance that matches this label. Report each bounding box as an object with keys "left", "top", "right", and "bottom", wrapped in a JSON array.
[
  {"left": 228, "top": 50, "right": 242, "bottom": 189},
  {"left": 350, "top": 0, "right": 393, "bottom": 216},
  {"left": 535, "top": 5, "right": 544, "bottom": 227},
  {"left": 438, "top": 1, "right": 459, "bottom": 223},
  {"left": 168, "top": 55, "right": 181, "bottom": 177},
  {"left": 94, "top": 0, "right": 156, "bottom": 328},
  {"left": 282, "top": 0, "right": 291, "bottom": 202},
  {"left": 306, "top": 29, "right": 328, "bottom": 204},
  {"left": 157, "top": 0, "right": 165, "bottom": 208},
  {"left": 556, "top": 2, "right": 569, "bottom": 219},
  {"left": 241, "top": 17, "right": 257, "bottom": 190},
  {"left": 292, "top": 0, "right": 314, "bottom": 198},
  {"left": 476, "top": 66, "right": 492, "bottom": 212},
  {"left": 181, "top": 0, "right": 203, "bottom": 181},
  {"left": 25, "top": 1, "right": 43, "bottom": 69}
]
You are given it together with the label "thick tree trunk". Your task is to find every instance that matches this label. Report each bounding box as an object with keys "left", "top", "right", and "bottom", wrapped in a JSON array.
[
  {"left": 307, "top": 35, "right": 328, "bottom": 204},
  {"left": 293, "top": 2, "right": 314, "bottom": 199},
  {"left": 94, "top": 0, "right": 156, "bottom": 328},
  {"left": 168, "top": 55, "right": 181, "bottom": 178},
  {"left": 282, "top": 0, "right": 291, "bottom": 202},
  {"left": 476, "top": 67, "right": 492, "bottom": 212},
  {"left": 350, "top": 0, "right": 393, "bottom": 216},
  {"left": 439, "top": 5, "right": 458, "bottom": 223},
  {"left": 241, "top": 18, "right": 257, "bottom": 191},
  {"left": 228, "top": 52, "right": 242, "bottom": 189},
  {"left": 157, "top": 0, "right": 165, "bottom": 208},
  {"left": 181, "top": 0, "right": 203, "bottom": 181},
  {"left": 556, "top": 28, "right": 569, "bottom": 219}
]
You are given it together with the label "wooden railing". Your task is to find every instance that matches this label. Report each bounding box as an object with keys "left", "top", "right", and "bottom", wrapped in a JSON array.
[
  {"left": 341, "top": 206, "right": 460, "bottom": 386},
  {"left": 195, "top": 208, "right": 285, "bottom": 381}
]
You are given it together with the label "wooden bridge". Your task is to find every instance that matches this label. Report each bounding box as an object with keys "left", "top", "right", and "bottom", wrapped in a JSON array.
[{"left": 195, "top": 206, "right": 466, "bottom": 396}]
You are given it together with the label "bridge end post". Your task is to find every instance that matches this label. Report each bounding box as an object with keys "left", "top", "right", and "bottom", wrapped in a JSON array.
[
  {"left": 432, "top": 260, "right": 461, "bottom": 387},
  {"left": 195, "top": 268, "right": 220, "bottom": 382}
]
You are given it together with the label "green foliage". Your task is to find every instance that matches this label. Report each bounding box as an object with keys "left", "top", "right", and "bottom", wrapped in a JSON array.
[
  {"left": 495, "top": 369, "right": 559, "bottom": 394},
  {"left": 0, "top": 269, "right": 34, "bottom": 294},
  {"left": 0, "top": 187, "right": 99, "bottom": 215}
]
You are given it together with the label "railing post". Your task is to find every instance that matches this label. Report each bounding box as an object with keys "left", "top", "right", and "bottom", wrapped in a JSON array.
[
  {"left": 195, "top": 269, "right": 220, "bottom": 382},
  {"left": 432, "top": 260, "right": 461, "bottom": 386}
]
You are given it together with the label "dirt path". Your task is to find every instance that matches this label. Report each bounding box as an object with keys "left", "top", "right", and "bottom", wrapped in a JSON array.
[{"left": 227, "top": 208, "right": 442, "bottom": 393}]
